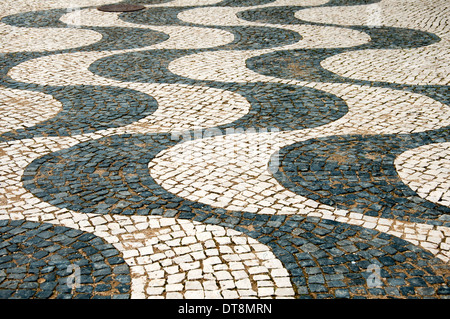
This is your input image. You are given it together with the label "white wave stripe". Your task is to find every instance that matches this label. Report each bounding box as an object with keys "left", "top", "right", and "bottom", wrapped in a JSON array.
[
  {"left": 280, "top": 24, "right": 371, "bottom": 49},
  {"left": 294, "top": 2, "right": 389, "bottom": 27},
  {"left": 395, "top": 142, "right": 450, "bottom": 208},
  {"left": 170, "top": 49, "right": 285, "bottom": 83},
  {"left": 112, "top": 217, "right": 296, "bottom": 299},
  {"left": 0, "top": 23, "right": 103, "bottom": 53},
  {"left": 306, "top": 83, "right": 450, "bottom": 135},
  {"left": 0, "top": 87, "right": 63, "bottom": 134},
  {"left": 7, "top": 51, "right": 119, "bottom": 86},
  {"left": 149, "top": 25, "right": 234, "bottom": 50},
  {"left": 116, "top": 83, "right": 251, "bottom": 133}
]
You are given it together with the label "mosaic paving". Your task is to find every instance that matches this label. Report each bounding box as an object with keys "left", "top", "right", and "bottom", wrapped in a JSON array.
[{"left": 0, "top": 0, "right": 449, "bottom": 299}]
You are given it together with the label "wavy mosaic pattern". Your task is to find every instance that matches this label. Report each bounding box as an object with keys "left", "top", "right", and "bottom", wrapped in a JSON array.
[{"left": 0, "top": 0, "right": 449, "bottom": 299}]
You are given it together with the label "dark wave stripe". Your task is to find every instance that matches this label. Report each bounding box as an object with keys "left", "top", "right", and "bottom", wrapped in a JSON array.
[
  {"left": 241, "top": 214, "right": 450, "bottom": 298},
  {"left": 217, "top": 82, "right": 348, "bottom": 131},
  {"left": 0, "top": 219, "right": 130, "bottom": 299},
  {"left": 22, "top": 133, "right": 182, "bottom": 216}
]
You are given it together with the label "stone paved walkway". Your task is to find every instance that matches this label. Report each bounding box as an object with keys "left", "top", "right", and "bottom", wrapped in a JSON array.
[{"left": 0, "top": 0, "right": 449, "bottom": 299}]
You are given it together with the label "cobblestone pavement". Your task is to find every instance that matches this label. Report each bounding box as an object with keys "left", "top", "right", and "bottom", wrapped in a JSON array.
[{"left": 0, "top": 0, "right": 449, "bottom": 299}]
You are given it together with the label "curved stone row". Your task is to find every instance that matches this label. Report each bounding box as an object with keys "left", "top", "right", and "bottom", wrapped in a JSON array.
[{"left": 259, "top": 215, "right": 450, "bottom": 299}]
